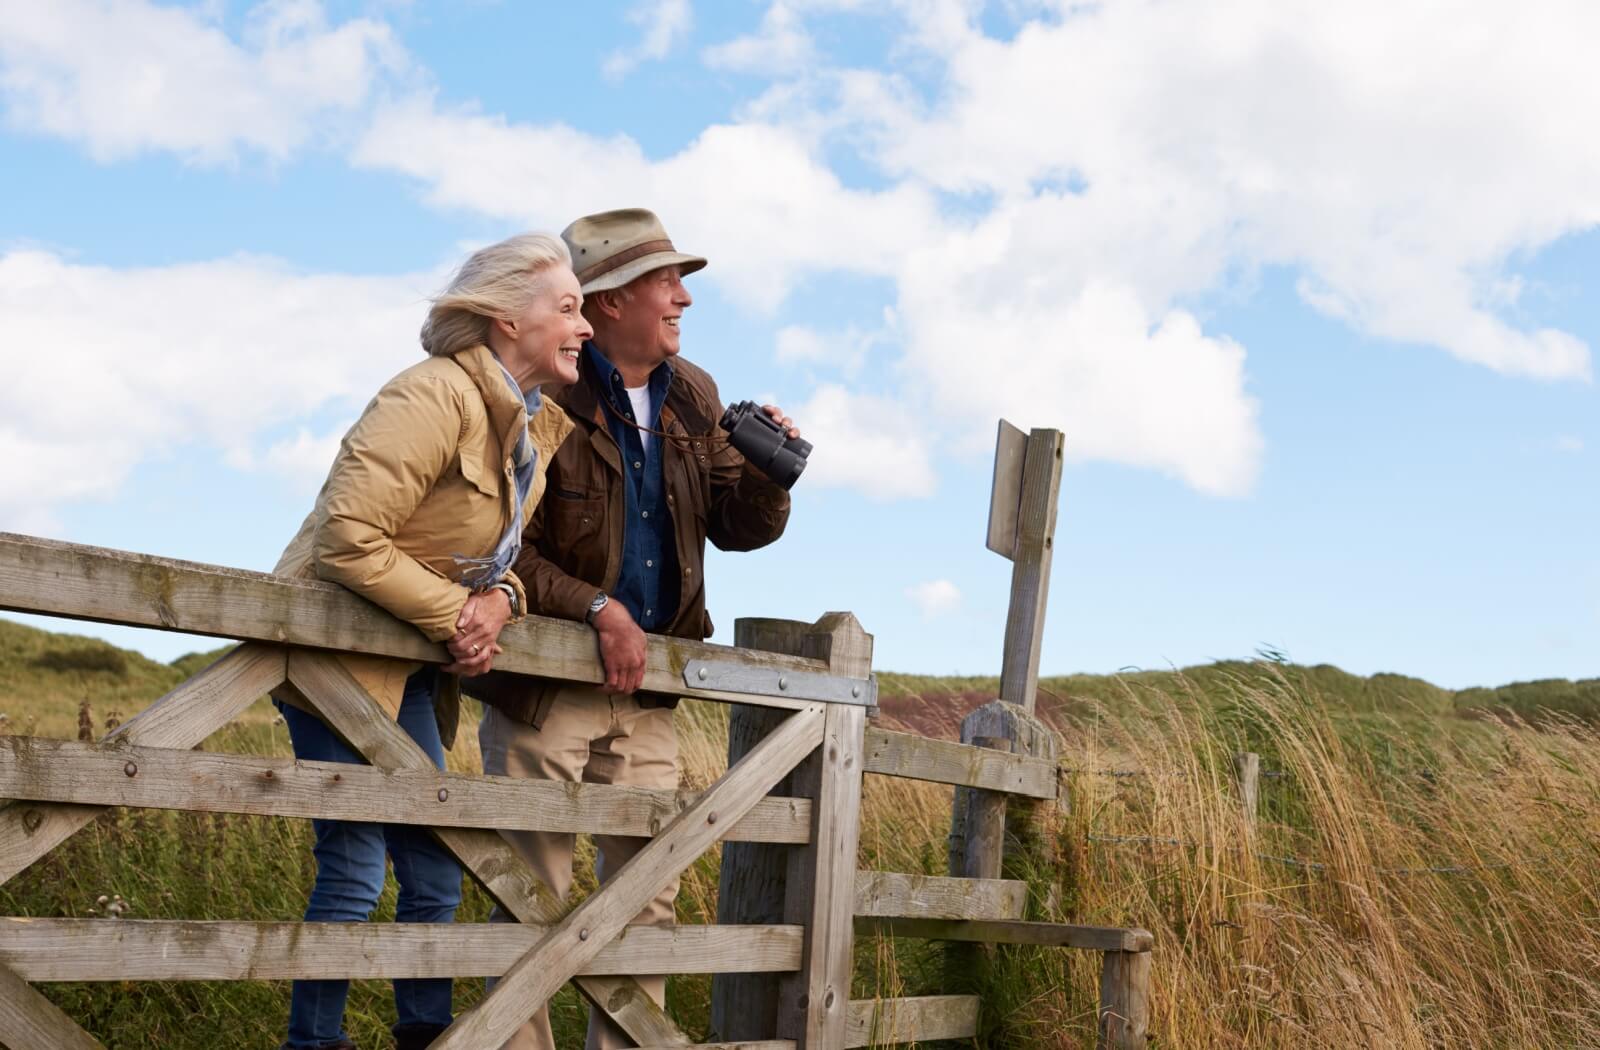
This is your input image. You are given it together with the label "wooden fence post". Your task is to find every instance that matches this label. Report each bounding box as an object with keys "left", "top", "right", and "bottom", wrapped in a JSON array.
[
  {"left": 1098, "top": 949, "right": 1151, "bottom": 1049},
  {"left": 714, "top": 614, "right": 873, "bottom": 1047},
  {"left": 1234, "top": 752, "right": 1260, "bottom": 828},
  {"left": 948, "top": 700, "right": 1061, "bottom": 993},
  {"left": 711, "top": 617, "right": 813, "bottom": 1042},
  {"left": 776, "top": 614, "right": 872, "bottom": 1049},
  {"left": 948, "top": 701, "right": 1061, "bottom": 878},
  {"left": 951, "top": 734, "right": 1010, "bottom": 881}
]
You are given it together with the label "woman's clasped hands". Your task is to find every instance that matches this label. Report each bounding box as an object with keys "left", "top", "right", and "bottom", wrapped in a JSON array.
[{"left": 443, "top": 588, "right": 512, "bottom": 675}]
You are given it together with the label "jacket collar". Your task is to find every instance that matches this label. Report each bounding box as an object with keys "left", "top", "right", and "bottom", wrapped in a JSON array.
[
  {"left": 567, "top": 341, "right": 676, "bottom": 427},
  {"left": 449, "top": 343, "right": 535, "bottom": 463},
  {"left": 557, "top": 346, "right": 607, "bottom": 430}
]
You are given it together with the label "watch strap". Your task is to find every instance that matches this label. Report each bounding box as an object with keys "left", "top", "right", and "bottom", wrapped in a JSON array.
[{"left": 490, "top": 582, "right": 520, "bottom": 618}]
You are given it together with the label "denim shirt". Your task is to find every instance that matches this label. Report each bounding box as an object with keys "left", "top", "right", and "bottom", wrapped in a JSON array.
[{"left": 585, "top": 342, "right": 680, "bottom": 631}]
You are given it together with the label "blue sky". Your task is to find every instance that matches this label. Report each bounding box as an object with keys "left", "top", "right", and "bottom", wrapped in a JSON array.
[{"left": 0, "top": 0, "right": 1595, "bottom": 690}]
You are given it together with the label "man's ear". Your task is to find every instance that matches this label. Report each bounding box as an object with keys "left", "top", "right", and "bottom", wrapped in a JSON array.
[{"left": 591, "top": 289, "right": 626, "bottom": 322}]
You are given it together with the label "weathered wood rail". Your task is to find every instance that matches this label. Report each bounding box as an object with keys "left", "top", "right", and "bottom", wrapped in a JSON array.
[{"left": 0, "top": 518, "right": 1151, "bottom": 1047}]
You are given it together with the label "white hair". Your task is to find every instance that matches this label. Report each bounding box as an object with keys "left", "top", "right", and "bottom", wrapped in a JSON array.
[{"left": 420, "top": 233, "right": 572, "bottom": 358}]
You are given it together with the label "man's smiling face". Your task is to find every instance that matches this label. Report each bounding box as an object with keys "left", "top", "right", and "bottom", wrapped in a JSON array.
[{"left": 613, "top": 264, "right": 692, "bottom": 367}]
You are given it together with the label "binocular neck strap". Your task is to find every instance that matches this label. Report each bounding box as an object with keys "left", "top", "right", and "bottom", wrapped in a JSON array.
[{"left": 596, "top": 389, "right": 732, "bottom": 451}]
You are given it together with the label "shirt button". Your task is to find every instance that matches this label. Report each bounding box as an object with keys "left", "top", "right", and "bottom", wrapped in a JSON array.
[
  {"left": 645, "top": 608, "right": 653, "bottom": 617},
  {"left": 645, "top": 559, "right": 654, "bottom": 568},
  {"left": 634, "top": 461, "right": 642, "bottom": 469},
  {"left": 683, "top": 567, "right": 692, "bottom": 577},
  {"left": 641, "top": 511, "right": 649, "bottom": 519}
]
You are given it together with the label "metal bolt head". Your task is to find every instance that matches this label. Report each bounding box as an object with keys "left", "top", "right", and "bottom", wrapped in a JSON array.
[
  {"left": 578, "top": 928, "right": 590, "bottom": 941},
  {"left": 123, "top": 761, "right": 137, "bottom": 778},
  {"left": 707, "top": 811, "right": 719, "bottom": 825},
  {"left": 851, "top": 685, "right": 861, "bottom": 698},
  {"left": 696, "top": 666, "right": 708, "bottom": 681},
  {"left": 778, "top": 676, "right": 789, "bottom": 690},
  {"left": 438, "top": 788, "right": 449, "bottom": 803}
]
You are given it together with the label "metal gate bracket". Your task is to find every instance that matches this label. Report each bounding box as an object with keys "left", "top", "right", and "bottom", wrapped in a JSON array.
[{"left": 683, "top": 660, "right": 877, "bottom": 707}]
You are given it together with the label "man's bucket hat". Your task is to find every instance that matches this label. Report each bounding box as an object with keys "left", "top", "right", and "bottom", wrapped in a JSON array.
[{"left": 561, "top": 208, "right": 707, "bottom": 294}]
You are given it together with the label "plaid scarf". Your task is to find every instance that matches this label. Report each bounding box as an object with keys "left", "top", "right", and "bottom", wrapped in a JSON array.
[{"left": 454, "top": 360, "right": 540, "bottom": 590}]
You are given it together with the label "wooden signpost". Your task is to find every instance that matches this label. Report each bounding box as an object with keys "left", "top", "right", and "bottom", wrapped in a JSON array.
[{"left": 985, "top": 420, "right": 1066, "bottom": 714}]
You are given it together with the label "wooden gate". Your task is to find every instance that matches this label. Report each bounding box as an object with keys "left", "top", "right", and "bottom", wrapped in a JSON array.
[{"left": 0, "top": 528, "right": 1151, "bottom": 1048}]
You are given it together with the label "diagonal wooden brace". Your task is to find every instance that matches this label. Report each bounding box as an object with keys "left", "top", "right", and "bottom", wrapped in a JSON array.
[
  {"left": 284, "top": 650, "right": 696, "bottom": 1047},
  {"left": 0, "top": 643, "right": 286, "bottom": 888},
  {"left": 0, "top": 957, "right": 105, "bottom": 1050},
  {"left": 428, "top": 701, "right": 828, "bottom": 1050}
]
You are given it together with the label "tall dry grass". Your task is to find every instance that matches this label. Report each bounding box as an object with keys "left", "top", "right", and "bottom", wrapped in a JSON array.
[{"left": 968, "top": 664, "right": 1600, "bottom": 1047}]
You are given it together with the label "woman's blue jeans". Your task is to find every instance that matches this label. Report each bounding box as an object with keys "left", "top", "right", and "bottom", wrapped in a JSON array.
[{"left": 277, "top": 668, "right": 462, "bottom": 1048}]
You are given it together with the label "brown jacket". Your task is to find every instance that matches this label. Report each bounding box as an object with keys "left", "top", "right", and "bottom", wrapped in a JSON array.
[
  {"left": 475, "top": 351, "right": 790, "bottom": 725},
  {"left": 276, "top": 343, "right": 573, "bottom": 743}
]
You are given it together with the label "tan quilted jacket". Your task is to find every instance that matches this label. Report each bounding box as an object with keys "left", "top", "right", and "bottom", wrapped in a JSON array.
[{"left": 276, "top": 343, "right": 573, "bottom": 740}]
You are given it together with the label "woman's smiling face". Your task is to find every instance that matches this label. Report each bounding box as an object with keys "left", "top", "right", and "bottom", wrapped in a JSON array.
[{"left": 499, "top": 264, "right": 592, "bottom": 390}]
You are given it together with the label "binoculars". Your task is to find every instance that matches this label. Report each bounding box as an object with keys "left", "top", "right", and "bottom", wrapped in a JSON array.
[{"left": 719, "top": 400, "right": 813, "bottom": 490}]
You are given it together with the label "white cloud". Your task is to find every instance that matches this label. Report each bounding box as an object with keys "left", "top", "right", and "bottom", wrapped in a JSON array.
[
  {"left": 703, "top": 1, "right": 814, "bottom": 74},
  {"left": 15, "top": 0, "right": 1588, "bottom": 510},
  {"left": 0, "top": 0, "right": 405, "bottom": 164},
  {"left": 846, "top": 0, "right": 1600, "bottom": 381},
  {"left": 604, "top": 0, "right": 693, "bottom": 81},
  {"left": 352, "top": 98, "right": 940, "bottom": 312},
  {"left": 902, "top": 275, "right": 1262, "bottom": 495},
  {"left": 775, "top": 322, "right": 884, "bottom": 377},
  {"left": 905, "top": 578, "right": 960, "bottom": 618},
  {"left": 227, "top": 424, "right": 352, "bottom": 482},
  {"left": 789, "top": 384, "right": 936, "bottom": 500},
  {"left": 0, "top": 249, "right": 435, "bottom": 527},
  {"left": 1555, "top": 436, "right": 1584, "bottom": 454}
]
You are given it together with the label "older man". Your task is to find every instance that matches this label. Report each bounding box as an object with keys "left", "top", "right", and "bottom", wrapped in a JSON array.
[{"left": 476, "top": 208, "right": 798, "bottom": 1050}]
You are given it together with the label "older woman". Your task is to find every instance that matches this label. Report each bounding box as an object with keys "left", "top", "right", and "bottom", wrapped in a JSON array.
[{"left": 271, "top": 233, "right": 589, "bottom": 1050}]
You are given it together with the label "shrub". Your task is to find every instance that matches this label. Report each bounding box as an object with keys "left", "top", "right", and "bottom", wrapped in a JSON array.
[{"left": 32, "top": 645, "right": 128, "bottom": 675}]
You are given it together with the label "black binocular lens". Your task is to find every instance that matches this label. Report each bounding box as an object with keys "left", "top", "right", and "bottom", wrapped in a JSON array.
[{"left": 718, "top": 400, "right": 813, "bottom": 490}]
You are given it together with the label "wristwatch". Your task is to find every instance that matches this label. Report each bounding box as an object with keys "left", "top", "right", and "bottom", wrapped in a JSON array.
[
  {"left": 585, "top": 590, "right": 610, "bottom": 625},
  {"left": 490, "top": 582, "right": 520, "bottom": 618}
]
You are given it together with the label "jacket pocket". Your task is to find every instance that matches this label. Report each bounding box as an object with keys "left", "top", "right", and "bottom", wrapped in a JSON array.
[
  {"left": 546, "top": 490, "right": 604, "bottom": 550},
  {"left": 456, "top": 446, "right": 501, "bottom": 499}
]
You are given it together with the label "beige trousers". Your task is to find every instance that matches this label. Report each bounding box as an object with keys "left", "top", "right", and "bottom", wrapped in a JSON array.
[{"left": 479, "top": 685, "right": 680, "bottom": 1050}]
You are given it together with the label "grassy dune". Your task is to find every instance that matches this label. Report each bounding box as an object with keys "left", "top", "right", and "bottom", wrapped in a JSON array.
[{"left": 2, "top": 617, "right": 1598, "bottom": 1047}]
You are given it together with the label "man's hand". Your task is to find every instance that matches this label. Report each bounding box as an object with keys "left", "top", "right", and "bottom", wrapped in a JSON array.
[
  {"left": 444, "top": 588, "right": 512, "bottom": 675},
  {"left": 593, "top": 599, "right": 647, "bottom": 694},
  {"left": 761, "top": 404, "right": 800, "bottom": 440}
]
